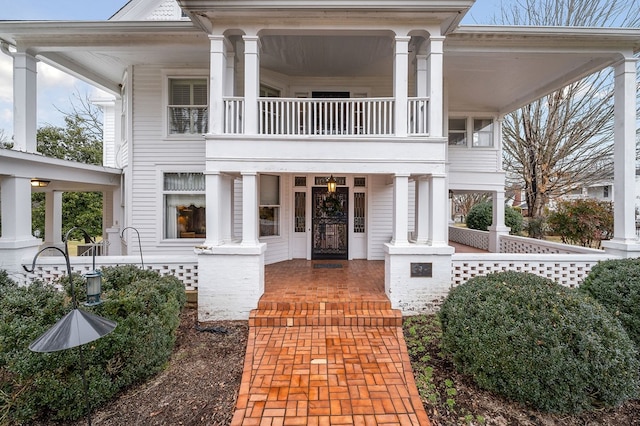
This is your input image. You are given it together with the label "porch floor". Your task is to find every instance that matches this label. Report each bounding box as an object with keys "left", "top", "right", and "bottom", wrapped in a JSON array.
[{"left": 231, "top": 260, "right": 431, "bottom": 425}]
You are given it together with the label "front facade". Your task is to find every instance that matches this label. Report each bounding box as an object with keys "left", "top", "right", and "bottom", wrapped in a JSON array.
[{"left": 1, "top": 0, "right": 639, "bottom": 320}]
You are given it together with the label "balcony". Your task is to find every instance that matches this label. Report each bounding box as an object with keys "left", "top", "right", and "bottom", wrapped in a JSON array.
[{"left": 223, "top": 97, "right": 429, "bottom": 136}]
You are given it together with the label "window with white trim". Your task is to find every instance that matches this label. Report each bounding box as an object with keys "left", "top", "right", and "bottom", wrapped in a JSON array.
[
  {"left": 163, "top": 172, "right": 206, "bottom": 239},
  {"left": 168, "top": 78, "right": 208, "bottom": 134},
  {"left": 259, "top": 174, "right": 280, "bottom": 237},
  {"left": 448, "top": 117, "right": 494, "bottom": 148}
]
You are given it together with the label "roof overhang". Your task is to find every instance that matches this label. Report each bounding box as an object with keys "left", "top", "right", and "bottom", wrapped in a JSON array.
[
  {"left": 445, "top": 25, "right": 640, "bottom": 114},
  {"left": 0, "top": 21, "right": 207, "bottom": 95},
  {"left": 0, "top": 149, "right": 122, "bottom": 192}
]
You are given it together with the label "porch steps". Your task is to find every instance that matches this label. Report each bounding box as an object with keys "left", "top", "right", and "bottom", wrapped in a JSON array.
[{"left": 249, "top": 300, "right": 402, "bottom": 327}]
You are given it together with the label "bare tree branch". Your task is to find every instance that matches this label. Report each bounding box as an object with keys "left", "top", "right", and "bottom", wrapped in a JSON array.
[{"left": 497, "top": 0, "right": 640, "bottom": 217}]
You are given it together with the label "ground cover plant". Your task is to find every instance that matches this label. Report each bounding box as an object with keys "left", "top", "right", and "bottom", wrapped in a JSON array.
[
  {"left": 438, "top": 271, "right": 639, "bottom": 414},
  {"left": 0, "top": 266, "right": 185, "bottom": 423}
]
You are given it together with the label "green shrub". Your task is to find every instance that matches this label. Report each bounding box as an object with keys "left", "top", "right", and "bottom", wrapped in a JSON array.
[
  {"left": 547, "top": 199, "right": 613, "bottom": 248},
  {"left": 0, "top": 266, "right": 185, "bottom": 423},
  {"left": 465, "top": 202, "right": 523, "bottom": 235},
  {"left": 580, "top": 258, "right": 640, "bottom": 349},
  {"left": 439, "top": 271, "right": 639, "bottom": 414}
]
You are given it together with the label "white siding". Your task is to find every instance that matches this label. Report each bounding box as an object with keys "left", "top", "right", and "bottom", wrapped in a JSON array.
[
  {"left": 449, "top": 148, "right": 501, "bottom": 173},
  {"left": 368, "top": 174, "right": 393, "bottom": 260},
  {"left": 129, "top": 65, "right": 206, "bottom": 255}
]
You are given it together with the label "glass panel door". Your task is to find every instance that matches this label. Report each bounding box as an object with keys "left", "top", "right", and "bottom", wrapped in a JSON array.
[{"left": 312, "top": 186, "right": 348, "bottom": 260}]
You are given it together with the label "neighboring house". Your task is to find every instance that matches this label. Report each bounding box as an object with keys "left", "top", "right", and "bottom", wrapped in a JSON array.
[{"left": 1, "top": 0, "right": 639, "bottom": 319}]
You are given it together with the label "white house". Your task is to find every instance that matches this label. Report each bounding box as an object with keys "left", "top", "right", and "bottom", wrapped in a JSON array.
[{"left": 0, "top": 0, "right": 639, "bottom": 320}]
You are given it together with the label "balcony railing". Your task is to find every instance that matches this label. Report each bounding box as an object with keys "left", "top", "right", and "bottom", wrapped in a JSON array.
[{"left": 222, "top": 97, "right": 429, "bottom": 136}]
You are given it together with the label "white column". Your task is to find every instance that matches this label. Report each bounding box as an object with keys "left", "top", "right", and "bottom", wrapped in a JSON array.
[
  {"left": 241, "top": 172, "right": 259, "bottom": 245},
  {"left": 427, "top": 36, "right": 444, "bottom": 138},
  {"left": 391, "top": 173, "right": 410, "bottom": 245},
  {"left": 44, "top": 191, "right": 64, "bottom": 246},
  {"left": 224, "top": 47, "right": 235, "bottom": 97},
  {"left": 488, "top": 190, "right": 510, "bottom": 253},
  {"left": 209, "top": 35, "right": 226, "bottom": 135},
  {"left": 221, "top": 174, "right": 234, "bottom": 243},
  {"left": 428, "top": 174, "right": 447, "bottom": 246},
  {"left": 394, "top": 36, "right": 410, "bottom": 137},
  {"left": 611, "top": 57, "right": 638, "bottom": 244},
  {"left": 13, "top": 52, "right": 38, "bottom": 152},
  {"left": 415, "top": 53, "right": 428, "bottom": 98},
  {"left": 414, "top": 176, "right": 430, "bottom": 244},
  {"left": 243, "top": 35, "right": 260, "bottom": 135},
  {"left": 205, "top": 171, "right": 223, "bottom": 246},
  {"left": 0, "top": 177, "right": 35, "bottom": 241}
]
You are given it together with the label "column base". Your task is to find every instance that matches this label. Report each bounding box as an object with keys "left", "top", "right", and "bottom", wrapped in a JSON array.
[
  {"left": 488, "top": 226, "right": 510, "bottom": 253},
  {"left": 0, "top": 237, "right": 41, "bottom": 283},
  {"left": 195, "top": 242, "right": 266, "bottom": 321},
  {"left": 602, "top": 239, "right": 640, "bottom": 258},
  {"left": 384, "top": 242, "right": 454, "bottom": 315}
]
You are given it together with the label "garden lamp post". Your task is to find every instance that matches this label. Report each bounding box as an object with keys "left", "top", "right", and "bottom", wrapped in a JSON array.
[{"left": 25, "top": 241, "right": 116, "bottom": 426}]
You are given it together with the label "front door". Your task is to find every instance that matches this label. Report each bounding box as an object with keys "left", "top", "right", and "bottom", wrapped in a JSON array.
[{"left": 312, "top": 186, "right": 348, "bottom": 260}]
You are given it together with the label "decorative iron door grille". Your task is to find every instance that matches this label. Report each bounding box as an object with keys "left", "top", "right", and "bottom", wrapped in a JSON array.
[{"left": 312, "top": 186, "right": 348, "bottom": 260}]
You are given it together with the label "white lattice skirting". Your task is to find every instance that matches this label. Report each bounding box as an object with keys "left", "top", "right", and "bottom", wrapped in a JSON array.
[
  {"left": 451, "top": 253, "right": 613, "bottom": 288},
  {"left": 19, "top": 255, "right": 198, "bottom": 290}
]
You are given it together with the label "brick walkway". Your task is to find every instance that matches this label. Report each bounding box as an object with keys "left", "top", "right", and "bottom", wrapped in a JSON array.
[{"left": 231, "top": 260, "right": 431, "bottom": 425}]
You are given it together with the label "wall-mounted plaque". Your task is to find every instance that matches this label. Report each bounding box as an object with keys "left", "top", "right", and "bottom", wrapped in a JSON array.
[{"left": 411, "top": 263, "right": 432, "bottom": 277}]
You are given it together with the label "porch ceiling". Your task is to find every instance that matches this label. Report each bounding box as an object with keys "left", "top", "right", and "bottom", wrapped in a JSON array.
[{"left": 0, "top": 22, "right": 638, "bottom": 114}]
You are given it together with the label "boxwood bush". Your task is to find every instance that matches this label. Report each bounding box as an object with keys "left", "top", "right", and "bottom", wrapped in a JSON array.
[
  {"left": 579, "top": 258, "right": 640, "bottom": 349},
  {"left": 0, "top": 265, "right": 186, "bottom": 423},
  {"left": 439, "top": 271, "right": 639, "bottom": 414},
  {"left": 465, "top": 201, "right": 524, "bottom": 235}
]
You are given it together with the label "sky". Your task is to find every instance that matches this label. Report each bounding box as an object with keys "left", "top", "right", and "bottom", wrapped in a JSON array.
[{"left": 0, "top": 0, "right": 500, "bottom": 138}]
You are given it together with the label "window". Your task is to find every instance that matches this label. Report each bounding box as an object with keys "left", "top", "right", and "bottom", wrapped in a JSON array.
[
  {"left": 163, "top": 172, "right": 205, "bottom": 239},
  {"left": 603, "top": 186, "right": 610, "bottom": 198},
  {"left": 168, "top": 78, "right": 208, "bottom": 134},
  {"left": 449, "top": 117, "right": 494, "bottom": 147},
  {"left": 472, "top": 119, "right": 494, "bottom": 147},
  {"left": 294, "top": 192, "right": 306, "bottom": 233},
  {"left": 259, "top": 174, "right": 280, "bottom": 237},
  {"left": 448, "top": 118, "right": 467, "bottom": 146},
  {"left": 354, "top": 192, "right": 366, "bottom": 233}
]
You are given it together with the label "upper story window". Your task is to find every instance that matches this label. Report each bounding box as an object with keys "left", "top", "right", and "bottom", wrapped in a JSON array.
[
  {"left": 472, "top": 119, "right": 494, "bottom": 147},
  {"left": 168, "top": 78, "right": 208, "bottom": 135},
  {"left": 448, "top": 117, "right": 494, "bottom": 148}
]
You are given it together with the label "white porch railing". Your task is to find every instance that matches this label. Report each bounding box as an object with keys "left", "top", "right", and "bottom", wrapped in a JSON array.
[
  {"left": 408, "top": 97, "right": 429, "bottom": 135},
  {"left": 258, "top": 97, "right": 395, "bottom": 136},
  {"left": 224, "top": 97, "right": 244, "bottom": 134},
  {"left": 223, "top": 97, "right": 431, "bottom": 136}
]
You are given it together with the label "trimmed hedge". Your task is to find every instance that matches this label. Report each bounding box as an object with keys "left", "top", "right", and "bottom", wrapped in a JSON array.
[
  {"left": 0, "top": 265, "right": 186, "bottom": 423},
  {"left": 580, "top": 258, "right": 640, "bottom": 349},
  {"left": 439, "top": 271, "right": 639, "bottom": 414},
  {"left": 466, "top": 201, "right": 524, "bottom": 235}
]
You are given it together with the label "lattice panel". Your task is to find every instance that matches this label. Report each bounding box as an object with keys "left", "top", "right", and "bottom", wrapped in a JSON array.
[
  {"left": 501, "top": 239, "right": 578, "bottom": 254},
  {"left": 448, "top": 226, "right": 489, "bottom": 250},
  {"left": 451, "top": 260, "right": 597, "bottom": 288},
  {"left": 20, "top": 259, "right": 199, "bottom": 291}
]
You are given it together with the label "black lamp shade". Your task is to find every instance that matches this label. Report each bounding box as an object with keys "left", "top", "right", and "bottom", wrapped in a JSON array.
[{"left": 29, "top": 309, "right": 117, "bottom": 352}]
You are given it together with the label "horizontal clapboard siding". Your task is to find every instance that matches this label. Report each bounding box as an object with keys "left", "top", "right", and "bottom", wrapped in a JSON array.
[
  {"left": 368, "top": 174, "right": 393, "bottom": 260},
  {"left": 130, "top": 65, "right": 206, "bottom": 255},
  {"left": 448, "top": 148, "right": 500, "bottom": 173}
]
